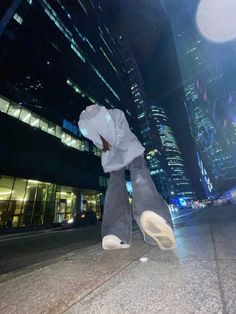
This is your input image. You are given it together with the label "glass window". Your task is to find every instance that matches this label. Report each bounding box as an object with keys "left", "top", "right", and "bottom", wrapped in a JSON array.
[
  {"left": 0, "top": 176, "right": 14, "bottom": 227},
  {"left": 47, "top": 121, "right": 56, "bottom": 136},
  {"left": 11, "top": 178, "right": 27, "bottom": 200},
  {"left": 19, "top": 108, "right": 31, "bottom": 124},
  {"left": 62, "top": 133, "right": 72, "bottom": 146},
  {"left": 55, "top": 125, "right": 62, "bottom": 138},
  {"left": 0, "top": 176, "right": 14, "bottom": 201},
  {"left": 30, "top": 113, "right": 40, "bottom": 128},
  {"left": 25, "top": 180, "right": 39, "bottom": 201},
  {"left": 0, "top": 97, "right": 10, "bottom": 113},
  {"left": 10, "top": 178, "right": 27, "bottom": 215},
  {"left": 61, "top": 132, "right": 66, "bottom": 143},
  {"left": 70, "top": 138, "right": 77, "bottom": 149},
  {"left": 7, "top": 102, "right": 21, "bottom": 119},
  {"left": 39, "top": 117, "right": 48, "bottom": 132},
  {"left": 76, "top": 139, "right": 82, "bottom": 150}
]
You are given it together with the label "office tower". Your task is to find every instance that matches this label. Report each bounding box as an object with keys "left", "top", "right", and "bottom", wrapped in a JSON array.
[
  {"left": 162, "top": 0, "right": 236, "bottom": 197},
  {"left": 119, "top": 37, "right": 172, "bottom": 200},
  {"left": 0, "top": 0, "right": 135, "bottom": 227},
  {"left": 150, "top": 104, "right": 195, "bottom": 201}
]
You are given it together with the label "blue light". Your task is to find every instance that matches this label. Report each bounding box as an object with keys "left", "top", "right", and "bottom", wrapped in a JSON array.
[
  {"left": 126, "top": 181, "right": 132, "bottom": 193},
  {"left": 179, "top": 197, "right": 187, "bottom": 207},
  {"left": 105, "top": 112, "right": 112, "bottom": 122}
]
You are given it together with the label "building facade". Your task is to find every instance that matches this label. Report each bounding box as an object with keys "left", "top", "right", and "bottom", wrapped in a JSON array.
[
  {"left": 0, "top": 0, "right": 136, "bottom": 228},
  {"left": 149, "top": 104, "right": 195, "bottom": 201},
  {"left": 162, "top": 0, "right": 236, "bottom": 198},
  {"left": 118, "top": 37, "right": 172, "bottom": 200}
]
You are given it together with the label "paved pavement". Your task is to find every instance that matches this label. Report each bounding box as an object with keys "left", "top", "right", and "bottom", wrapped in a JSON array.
[{"left": 0, "top": 205, "right": 235, "bottom": 314}]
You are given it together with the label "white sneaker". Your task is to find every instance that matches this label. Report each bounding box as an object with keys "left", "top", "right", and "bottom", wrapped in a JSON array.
[
  {"left": 140, "top": 211, "right": 176, "bottom": 250},
  {"left": 102, "top": 234, "right": 130, "bottom": 250}
]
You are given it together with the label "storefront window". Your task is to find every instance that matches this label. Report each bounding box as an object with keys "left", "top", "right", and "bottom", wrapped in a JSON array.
[
  {"left": 0, "top": 96, "right": 10, "bottom": 113},
  {"left": 0, "top": 176, "right": 14, "bottom": 227},
  {"left": 8, "top": 178, "right": 27, "bottom": 227},
  {"left": 54, "top": 190, "right": 76, "bottom": 222},
  {"left": 83, "top": 193, "right": 101, "bottom": 217},
  {"left": 22, "top": 180, "right": 38, "bottom": 226}
]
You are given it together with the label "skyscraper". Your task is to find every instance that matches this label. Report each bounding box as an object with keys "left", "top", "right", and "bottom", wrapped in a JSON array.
[
  {"left": 163, "top": 0, "right": 236, "bottom": 197},
  {"left": 0, "top": 0, "right": 136, "bottom": 228},
  {"left": 150, "top": 104, "right": 195, "bottom": 201},
  {"left": 119, "top": 37, "right": 172, "bottom": 200}
]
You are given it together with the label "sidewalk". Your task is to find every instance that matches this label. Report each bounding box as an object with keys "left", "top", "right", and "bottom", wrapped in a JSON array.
[{"left": 0, "top": 205, "right": 235, "bottom": 314}]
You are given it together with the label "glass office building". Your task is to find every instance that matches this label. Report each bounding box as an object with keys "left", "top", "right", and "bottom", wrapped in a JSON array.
[
  {"left": 0, "top": 0, "right": 134, "bottom": 228},
  {"left": 150, "top": 105, "right": 195, "bottom": 200},
  {"left": 163, "top": 0, "right": 236, "bottom": 197},
  {"left": 119, "top": 37, "right": 172, "bottom": 200}
]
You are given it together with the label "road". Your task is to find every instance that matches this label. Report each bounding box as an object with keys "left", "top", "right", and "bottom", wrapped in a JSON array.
[{"left": 0, "top": 225, "right": 101, "bottom": 275}]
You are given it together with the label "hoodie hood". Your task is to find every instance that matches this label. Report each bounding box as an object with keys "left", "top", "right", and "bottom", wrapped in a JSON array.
[{"left": 78, "top": 105, "right": 116, "bottom": 148}]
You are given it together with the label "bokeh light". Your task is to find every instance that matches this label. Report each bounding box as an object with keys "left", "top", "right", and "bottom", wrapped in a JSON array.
[{"left": 196, "top": 0, "right": 236, "bottom": 43}]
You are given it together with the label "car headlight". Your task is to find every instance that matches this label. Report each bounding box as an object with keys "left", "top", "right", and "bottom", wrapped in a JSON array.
[{"left": 67, "top": 218, "right": 74, "bottom": 224}]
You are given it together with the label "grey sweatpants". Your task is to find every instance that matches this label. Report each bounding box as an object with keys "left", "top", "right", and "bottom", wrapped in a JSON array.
[{"left": 101, "top": 155, "right": 173, "bottom": 245}]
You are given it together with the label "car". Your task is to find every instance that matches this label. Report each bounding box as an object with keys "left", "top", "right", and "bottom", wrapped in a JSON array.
[{"left": 61, "top": 210, "right": 97, "bottom": 229}]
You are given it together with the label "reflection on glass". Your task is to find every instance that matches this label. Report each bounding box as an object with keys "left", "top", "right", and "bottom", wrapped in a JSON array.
[
  {"left": 30, "top": 113, "right": 40, "bottom": 128},
  {"left": 47, "top": 121, "right": 56, "bottom": 136},
  {"left": 39, "top": 117, "right": 48, "bottom": 132},
  {"left": 19, "top": 108, "right": 31, "bottom": 124}
]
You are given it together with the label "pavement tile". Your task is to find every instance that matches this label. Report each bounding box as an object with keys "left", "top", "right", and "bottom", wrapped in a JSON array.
[
  {"left": 212, "top": 222, "right": 236, "bottom": 260},
  {"left": 174, "top": 224, "right": 211, "bottom": 239},
  {"left": 217, "top": 261, "right": 236, "bottom": 314},
  {"left": 0, "top": 239, "right": 152, "bottom": 314},
  {"left": 66, "top": 251, "right": 223, "bottom": 314},
  {"left": 146, "top": 232, "right": 214, "bottom": 261}
]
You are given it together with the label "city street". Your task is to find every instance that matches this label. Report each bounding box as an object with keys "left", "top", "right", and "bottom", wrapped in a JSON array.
[
  {"left": 0, "top": 209, "right": 196, "bottom": 275},
  {"left": 0, "top": 205, "right": 235, "bottom": 313},
  {"left": 0, "top": 224, "right": 101, "bottom": 275}
]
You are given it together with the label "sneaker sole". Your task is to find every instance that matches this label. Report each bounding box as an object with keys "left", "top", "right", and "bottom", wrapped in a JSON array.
[
  {"left": 102, "top": 236, "right": 130, "bottom": 251},
  {"left": 140, "top": 211, "right": 176, "bottom": 250}
]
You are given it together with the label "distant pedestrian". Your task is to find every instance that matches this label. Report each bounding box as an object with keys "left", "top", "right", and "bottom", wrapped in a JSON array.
[{"left": 78, "top": 105, "right": 176, "bottom": 250}]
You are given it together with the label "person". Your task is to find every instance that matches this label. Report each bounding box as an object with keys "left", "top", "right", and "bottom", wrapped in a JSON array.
[{"left": 78, "top": 104, "right": 176, "bottom": 250}]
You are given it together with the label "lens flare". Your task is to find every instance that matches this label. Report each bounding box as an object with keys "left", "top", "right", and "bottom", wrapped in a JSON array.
[{"left": 196, "top": 0, "right": 236, "bottom": 43}]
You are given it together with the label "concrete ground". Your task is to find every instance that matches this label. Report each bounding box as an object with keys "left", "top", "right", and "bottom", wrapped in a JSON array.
[{"left": 0, "top": 205, "right": 235, "bottom": 314}]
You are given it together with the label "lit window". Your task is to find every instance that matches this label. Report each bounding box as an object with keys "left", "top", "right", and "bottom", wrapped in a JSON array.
[
  {"left": 90, "top": 64, "right": 120, "bottom": 100},
  {"left": 77, "top": 0, "right": 88, "bottom": 14},
  {"left": 0, "top": 97, "right": 10, "bottom": 113},
  {"left": 30, "top": 113, "right": 40, "bottom": 128},
  {"left": 8, "top": 103, "right": 21, "bottom": 119},
  {"left": 13, "top": 13, "right": 23, "bottom": 25},
  {"left": 39, "top": 118, "right": 48, "bottom": 132},
  {"left": 100, "top": 47, "right": 117, "bottom": 73},
  {"left": 47, "top": 121, "right": 56, "bottom": 136},
  {"left": 55, "top": 125, "right": 62, "bottom": 138}
]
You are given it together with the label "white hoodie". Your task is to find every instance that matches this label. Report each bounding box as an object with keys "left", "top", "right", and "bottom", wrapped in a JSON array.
[{"left": 78, "top": 105, "right": 145, "bottom": 173}]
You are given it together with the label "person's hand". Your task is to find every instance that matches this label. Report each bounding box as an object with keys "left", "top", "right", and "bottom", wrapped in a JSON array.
[{"left": 100, "top": 135, "right": 111, "bottom": 152}]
